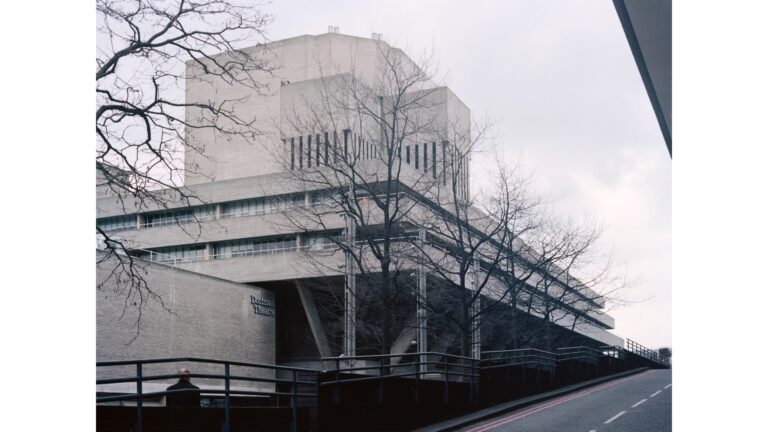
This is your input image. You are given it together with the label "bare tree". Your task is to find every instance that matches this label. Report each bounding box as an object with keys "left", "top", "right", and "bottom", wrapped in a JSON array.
[
  {"left": 413, "top": 136, "right": 626, "bottom": 355},
  {"left": 95, "top": 0, "right": 273, "bottom": 331},
  {"left": 483, "top": 214, "right": 627, "bottom": 352},
  {"left": 271, "top": 41, "right": 449, "bottom": 359},
  {"left": 407, "top": 140, "right": 549, "bottom": 358}
]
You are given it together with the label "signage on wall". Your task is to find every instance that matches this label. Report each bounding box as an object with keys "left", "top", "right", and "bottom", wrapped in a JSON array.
[{"left": 250, "top": 295, "right": 275, "bottom": 318}]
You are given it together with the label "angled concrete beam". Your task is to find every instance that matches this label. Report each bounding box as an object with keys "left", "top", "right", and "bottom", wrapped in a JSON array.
[
  {"left": 296, "top": 281, "right": 332, "bottom": 358},
  {"left": 390, "top": 319, "right": 417, "bottom": 365}
]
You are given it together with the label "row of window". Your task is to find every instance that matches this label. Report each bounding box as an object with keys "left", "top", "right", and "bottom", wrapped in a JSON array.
[
  {"left": 220, "top": 194, "right": 305, "bottom": 218},
  {"left": 404, "top": 141, "right": 442, "bottom": 181},
  {"left": 213, "top": 236, "right": 297, "bottom": 259},
  {"left": 97, "top": 193, "right": 311, "bottom": 233},
  {"left": 97, "top": 215, "right": 136, "bottom": 232},
  {"left": 285, "top": 131, "right": 450, "bottom": 185},
  {"left": 286, "top": 130, "right": 380, "bottom": 170},
  {"left": 143, "top": 232, "right": 343, "bottom": 264},
  {"left": 143, "top": 206, "right": 216, "bottom": 228},
  {"left": 145, "top": 245, "right": 207, "bottom": 264}
]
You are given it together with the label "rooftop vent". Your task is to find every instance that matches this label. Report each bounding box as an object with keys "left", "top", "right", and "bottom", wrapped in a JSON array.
[
  {"left": 371, "top": 32, "right": 383, "bottom": 41},
  {"left": 328, "top": 26, "right": 340, "bottom": 34}
]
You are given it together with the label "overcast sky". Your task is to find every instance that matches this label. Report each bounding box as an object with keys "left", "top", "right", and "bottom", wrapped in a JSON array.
[{"left": 262, "top": 0, "right": 672, "bottom": 348}]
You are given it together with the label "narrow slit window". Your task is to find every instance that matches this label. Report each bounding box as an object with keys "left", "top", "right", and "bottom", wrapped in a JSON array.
[
  {"left": 415, "top": 144, "right": 419, "bottom": 169},
  {"left": 333, "top": 131, "right": 338, "bottom": 164},
  {"left": 432, "top": 142, "right": 437, "bottom": 178},
  {"left": 442, "top": 141, "right": 447, "bottom": 185},
  {"left": 406, "top": 145, "right": 410, "bottom": 164},
  {"left": 307, "top": 135, "right": 312, "bottom": 168},
  {"left": 324, "top": 132, "right": 329, "bottom": 166},
  {"left": 290, "top": 138, "right": 295, "bottom": 170},
  {"left": 343, "top": 129, "right": 350, "bottom": 161},
  {"left": 299, "top": 136, "right": 303, "bottom": 169}
]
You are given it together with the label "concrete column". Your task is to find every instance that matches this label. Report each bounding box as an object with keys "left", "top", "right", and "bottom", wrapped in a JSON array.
[
  {"left": 417, "top": 228, "right": 428, "bottom": 373},
  {"left": 343, "top": 212, "right": 357, "bottom": 366},
  {"left": 204, "top": 243, "right": 213, "bottom": 260},
  {"left": 471, "top": 256, "right": 481, "bottom": 360},
  {"left": 215, "top": 203, "right": 222, "bottom": 220},
  {"left": 136, "top": 214, "right": 143, "bottom": 229}
]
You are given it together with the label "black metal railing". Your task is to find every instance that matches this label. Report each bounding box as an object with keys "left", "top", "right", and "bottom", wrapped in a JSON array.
[
  {"left": 626, "top": 339, "right": 670, "bottom": 367},
  {"left": 556, "top": 346, "right": 604, "bottom": 365},
  {"left": 319, "top": 351, "right": 481, "bottom": 405},
  {"left": 96, "top": 357, "right": 318, "bottom": 432},
  {"left": 97, "top": 340, "right": 668, "bottom": 431},
  {"left": 480, "top": 348, "right": 557, "bottom": 371}
]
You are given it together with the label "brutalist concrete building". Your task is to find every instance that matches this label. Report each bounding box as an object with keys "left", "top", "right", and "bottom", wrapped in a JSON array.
[{"left": 96, "top": 32, "right": 622, "bottom": 376}]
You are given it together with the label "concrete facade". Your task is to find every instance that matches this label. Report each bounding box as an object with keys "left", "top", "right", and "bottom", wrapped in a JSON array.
[
  {"left": 96, "top": 251, "right": 276, "bottom": 394},
  {"left": 97, "top": 31, "right": 623, "bottom": 368},
  {"left": 184, "top": 33, "right": 438, "bottom": 184}
]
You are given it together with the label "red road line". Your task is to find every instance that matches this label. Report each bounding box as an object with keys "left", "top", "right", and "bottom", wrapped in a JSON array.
[{"left": 466, "top": 370, "right": 655, "bottom": 432}]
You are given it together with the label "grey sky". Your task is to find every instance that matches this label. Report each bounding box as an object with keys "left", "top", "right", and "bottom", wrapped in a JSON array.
[{"left": 263, "top": 0, "right": 672, "bottom": 348}]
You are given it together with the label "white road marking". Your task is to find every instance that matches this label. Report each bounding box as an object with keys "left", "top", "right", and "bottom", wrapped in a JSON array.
[
  {"left": 589, "top": 430, "right": 597, "bottom": 432},
  {"left": 650, "top": 390, "right": 662, "bottom": 398},
  {"left": 664, "top": 384, "right": 672, "bottom": 389},
  {"left": 632, "top": 398, "right": 647, "bottom": 408},
  {"left": 604, "top": 411, "right": 627, "bottom": 424}
]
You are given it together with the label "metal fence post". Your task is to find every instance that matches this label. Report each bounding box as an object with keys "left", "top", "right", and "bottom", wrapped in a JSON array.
[
  {"left": 472, "top": 358, "right": 479, "bottom": 404},
  {"left": 135, "top": 363, "right": 143, "bottom": 432},
  {"left": 378, "top": 357, "right": 384, "bottom": 404},
  {"left": 415, "top": 354, "right": 421, "bottom": 403},
  {"left": 223, "top": 363, "right": 230, "bottom": 432},
  {"left": 536, "top": 351, "right": 541, "bottom": 386},
  {"left": 290, "top": 370, "right": 298, "bottom": 432},
  {"left": 333, "top": 358, "right": 340, "bottom": 404},
  {"left": 443, "top": 355, "right": 449, "bottom": 404}
]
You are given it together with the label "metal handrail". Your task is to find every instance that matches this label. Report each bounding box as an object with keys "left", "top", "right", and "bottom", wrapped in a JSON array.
[
  {"left": 97, "top": 356, "right": 319, "bottom": 372},
  {"left": 96, "top": 357, "right": 318, "bottom": 432},
  {"left": 319, "top": 351, "right": 481, "bottom": 406},
  {"left": 481, "top": 348, "right": 558, "bottom": 370}
]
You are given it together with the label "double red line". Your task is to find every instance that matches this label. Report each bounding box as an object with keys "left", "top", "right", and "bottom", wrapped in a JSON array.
[{"left": 465, "top": 371, "right": 654, "bottom": 432}]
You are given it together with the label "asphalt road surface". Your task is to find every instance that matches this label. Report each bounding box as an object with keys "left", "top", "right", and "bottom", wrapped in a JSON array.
[{"left": 459, "top": 369, "right": 672, "bottom": 432}]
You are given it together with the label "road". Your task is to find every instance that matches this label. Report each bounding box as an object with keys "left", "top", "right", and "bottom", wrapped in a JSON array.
[{"left": 459, "top": 369, "right": 672, "bottom": 432}]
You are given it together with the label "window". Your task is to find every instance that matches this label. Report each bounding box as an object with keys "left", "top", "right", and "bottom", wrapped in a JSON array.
[
  {"left": 290, "top": 138, "right": 295, "bottom": 170},
  {"left": 299, "top": 136, "right": 303, "bottom": 169},
  {"left": 432, "top": 142, "right": 437, "bottom": 178},
  {"left": 324, "top": 132, "right": 329, "bottom": 165},
  {"left": 302, "top": 231, "right": 343, "bottom": 251},
  {"left": 333, "top": 131, "right": 338, "bottom": 164},
  {"left": 316, "top": 133, "right": 321, "bottom": 164},
  {"left": 307, "top": 135, "right": 312, "bottom": 168},
  {"left": 221, "top": 194, "right": 304, "bottom": 218},
  {"left": 424, "top": 142, "right": 428, "bottom": 173},
  {"left": 415, "top": 144, "right": 419, "bottom": 169},
  {"left": 142, "top": 206, "right": 214, "bottom": 228},
  {"left": 343, "top": 129, "right": 350, "bottom": 161},
  {"left": 97, "top": 215, "right": 136, "bottom": 232},
  {"left": 214, "top": 236, "right": 297, "bottom": 259},
  {"left": 147, "top": 245, "right": 206, "bottom": 264},
  {"left": 406, "top": 145, "right": 410, "bottom": 164},
  {"left": 442, "top": 141, "right": 447, "bottom": 185}
]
